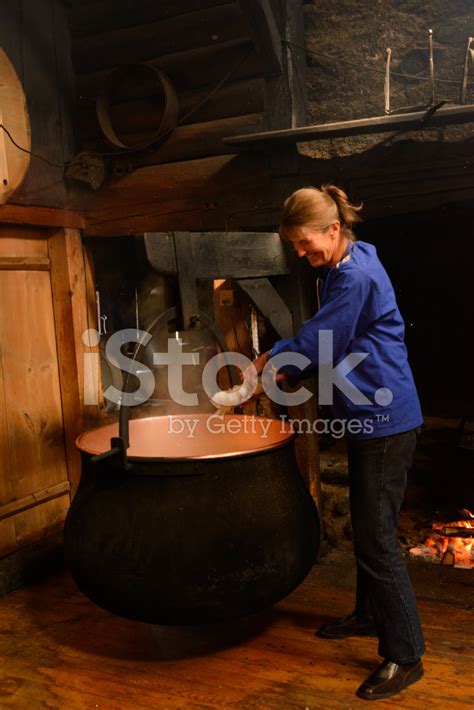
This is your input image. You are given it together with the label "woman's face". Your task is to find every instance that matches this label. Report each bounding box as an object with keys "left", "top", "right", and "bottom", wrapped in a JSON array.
[{"left": 286, "top": 222, "right": 341, "bottom": 268}]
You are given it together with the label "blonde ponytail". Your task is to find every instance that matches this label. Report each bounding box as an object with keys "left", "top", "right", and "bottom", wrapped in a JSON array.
[
  {"left": 321, "top": 184, "right": 363, "bottom": 237},
  {"left": 279, "top": 184, "right": 363, "bottom": 242}
]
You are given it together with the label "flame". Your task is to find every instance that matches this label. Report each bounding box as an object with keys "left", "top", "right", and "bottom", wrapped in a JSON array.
[{"left": 409, "top": 509, "right": 474, "bottom": 569}]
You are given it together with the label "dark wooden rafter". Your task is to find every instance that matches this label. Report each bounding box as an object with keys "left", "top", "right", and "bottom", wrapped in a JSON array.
[{"left": 237, "top": 0, "right": 283, "bottom": 77}]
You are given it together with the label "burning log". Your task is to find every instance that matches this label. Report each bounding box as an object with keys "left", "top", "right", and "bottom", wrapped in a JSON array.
[
  {"left": 409, "top": 508, "right": 474, "bottom": 569},
  {"left": 441, "top": 526, "right": 474, "bottom": 539}
]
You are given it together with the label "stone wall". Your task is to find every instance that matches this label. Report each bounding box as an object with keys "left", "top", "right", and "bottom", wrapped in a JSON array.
[{"left": 301, "top": 0, "right": 474, "bottom": 159}]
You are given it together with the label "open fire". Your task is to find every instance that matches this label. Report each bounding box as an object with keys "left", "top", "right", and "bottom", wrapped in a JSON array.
[{"left": 409, "top": 509, "right": 474, "bottom": 569}]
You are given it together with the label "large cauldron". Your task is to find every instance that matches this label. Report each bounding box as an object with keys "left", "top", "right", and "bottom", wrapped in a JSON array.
[{"left": 64, "top": 414, "right": 320, "bottom": 624}]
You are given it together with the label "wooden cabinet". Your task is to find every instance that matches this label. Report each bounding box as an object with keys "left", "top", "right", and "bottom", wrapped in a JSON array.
[{"left": 0, "top": 224, "right": 89, "bottom": 560}]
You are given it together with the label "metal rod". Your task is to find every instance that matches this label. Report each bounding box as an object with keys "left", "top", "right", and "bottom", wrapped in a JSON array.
[
  {"left": 250, "top": 306, "right": 260, "bottom": 357},
  {"left": 384, "top": 48, "right": 391, "bottom": 115},
  {"left": 460, "top": 36, "right": 474, "bottom": 105},
  {"left": 428, "top": 29, "right": 435, "bottom": 104}
]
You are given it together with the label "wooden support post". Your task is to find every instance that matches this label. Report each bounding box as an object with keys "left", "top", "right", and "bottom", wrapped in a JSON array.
[
  {"left": 263, "top": 0, "right": 307, "bottom": 175},
  {"left": 237, "top": 277, "right": 293, "bottom": 339},
  {"left": 48, "top": 229, "right": 85, "bottom": 496},
  {"left": 237, "top": 0, "right": 283, "bottom": 77},
  {"left": 173, "top": 232, "right": 200, "bottom": 331}
]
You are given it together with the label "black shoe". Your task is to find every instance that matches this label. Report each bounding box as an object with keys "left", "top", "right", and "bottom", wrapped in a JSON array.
[
  {"left": 356, "top": 658, "right": 424, "bottom": 700},
  {"left": 315, "top": 612, "right": 377, "bottom": 639}
]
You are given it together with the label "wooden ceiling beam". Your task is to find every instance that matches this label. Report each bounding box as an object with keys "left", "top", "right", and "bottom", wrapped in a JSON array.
[{"left": 237, "top": 0, "right": 283, "bottom": 77}]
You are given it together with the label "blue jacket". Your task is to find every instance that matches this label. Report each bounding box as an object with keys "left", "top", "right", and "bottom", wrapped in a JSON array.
[{"left": 269, "top": 240, "right": 423, "bottom": 439}]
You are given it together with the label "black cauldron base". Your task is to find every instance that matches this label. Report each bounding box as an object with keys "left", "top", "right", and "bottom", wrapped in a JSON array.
[{"left": 64, "top": 416, "right": 320, "bottom": 625}]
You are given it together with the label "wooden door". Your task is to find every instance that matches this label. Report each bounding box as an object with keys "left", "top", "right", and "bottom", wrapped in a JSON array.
[{"left": 0, "top": 226, "right": 72, "bottom": 557}]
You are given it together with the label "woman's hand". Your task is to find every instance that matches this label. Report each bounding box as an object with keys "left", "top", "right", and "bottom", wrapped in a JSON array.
[
  {"left": 251, "top": 350, "right": 287, "bottom": 384},
  {"left": 252, "top": 350, "right": 270, "bottom": 376}
]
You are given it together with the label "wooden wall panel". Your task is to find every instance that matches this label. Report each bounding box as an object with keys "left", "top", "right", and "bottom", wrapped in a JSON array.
[
  {"left": 13, "top": 495, "right": 69, "bottom": 550},
  {"left": 0, "top": 226, "right": 90, "bottom": 559},
  {"left": 73, "top": 4, "right": 247, "bottom": 74},
  {"left": 68, "top": 3, "right": 266, "bottom": 179},
  {"left": 76, "top": 38, "right": 258, "bottom": 99},
  {"left": 0, "top": 270, "right": 68, "bottom": 499},
  {"left": 69, "top": 0, "right": 233, "bottom": 37},
  {"left": 78, "top": 78, "right": 264, "bottom": 146},
  {"left": 0, "top": 226, "right": 49, "bottom": 258},
  {"left": 0, "top": 339, "right": 16, "bottom": 556}
]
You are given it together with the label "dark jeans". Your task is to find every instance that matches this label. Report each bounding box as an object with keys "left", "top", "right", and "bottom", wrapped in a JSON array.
[{"left": 347, "top": 428, "right": 425, "bottom": 664}]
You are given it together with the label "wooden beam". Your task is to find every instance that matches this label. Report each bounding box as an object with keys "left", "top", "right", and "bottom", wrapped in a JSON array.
[
  {"left": 263, "top": 0, "right": 307, "bottom": 174},
  {"left": 173, "top": 232, "right": 200, "bottom": 330},
  {"left": 237, "top": 0, "right": 282, "bottom": 77},
  {"left": 79, "top": 145, "right": 474, "bottom": 236},
  {"left": 0, "top": 481, "right": 70, "bottom": 522},
  {"left": 59, "top": 229, "right": 104, "bottom": 430},
  {"left": 237, "top": 278, "right": 293, "bottom": 338},
  {"left": 111, "top": 114, "right": 265, "bottom": 168},
  {"left": 48, "top": 229, "right": 84, "bottom": 496},
  {"left": 78, "top": 152, "right": 273, "bottom": 232},
  {"left": 224, "top": 103, "right": 474, "bottom": 145},
  {"left": 0, "top": 257, "right": 50, "bottom": 271},
  {"left": 143, "top": 231, "right": 290, "bottom": 277},
  {"left": 265, "top": 0, "right": 307, "bottom": 127},
  {"left": 0, "top": 204, "right": 85, "bottom": 229}
]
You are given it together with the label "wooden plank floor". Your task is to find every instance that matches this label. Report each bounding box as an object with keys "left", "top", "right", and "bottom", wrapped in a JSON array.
[{"left": 0, "top": 553, "right": 473, "bottom": 709}]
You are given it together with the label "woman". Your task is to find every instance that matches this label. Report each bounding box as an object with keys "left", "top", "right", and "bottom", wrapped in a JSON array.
[{"left": 252, "top": 185, "right": 425, "bottom": 701}]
